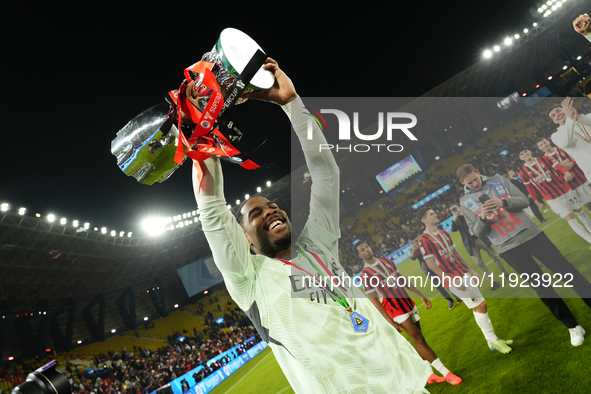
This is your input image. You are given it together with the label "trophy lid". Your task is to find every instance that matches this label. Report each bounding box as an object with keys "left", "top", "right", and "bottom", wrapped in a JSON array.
[{"left": 217, "top": 28, "right": 274, "bottom": 91}]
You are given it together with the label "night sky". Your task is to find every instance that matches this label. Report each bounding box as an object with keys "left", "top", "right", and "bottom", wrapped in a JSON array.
[{"left": 1, "top": 2, "right": 541, "bottom": 235}]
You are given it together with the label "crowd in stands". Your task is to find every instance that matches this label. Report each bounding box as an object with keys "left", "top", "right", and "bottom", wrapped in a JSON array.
[{"left": 0, "top": 301, "right": 260, "bottom": 394}]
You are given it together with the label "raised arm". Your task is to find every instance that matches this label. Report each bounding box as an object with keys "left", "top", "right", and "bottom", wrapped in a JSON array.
[
  {"left": 245, "top": 59, "right": 340, "bottom": 236},
  {"left": 552, "top": 98, "right": 591, "bottom": 149},
  {"left": 193, "top": 158, "right": 253, "bottom": 278}
]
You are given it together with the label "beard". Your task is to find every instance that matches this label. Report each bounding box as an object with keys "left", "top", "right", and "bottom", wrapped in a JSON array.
[{"left": 273, "top": 232, "right": 292, "bottom": 250}]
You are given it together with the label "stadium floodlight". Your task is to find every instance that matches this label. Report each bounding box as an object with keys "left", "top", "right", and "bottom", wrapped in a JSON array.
[
  {"left": 94, "top": 227, "right": 98, "bottom": 231},
  {"left": 127, "top": 232, "right": 132, "bottom": 237},
  {"left": 179, "top": 222, "right": 184, "bottom": 228},
  {"left": 266, "top": 181, "right": 271, "bottom": 187},
  {"left": 36, "top": 213, "right": 41, "bottom": 217},
  {"left": 174, "top": 304, "right": 179, "bottom": 308},
  {"left": 483, "top": 127, "right": 488, "bottom": 131},
  {"left": 119, "top": 231, "right": 125, "bottom": 237},
  {"left": 77, "top": 340, "right": 82, "bottom": 345},
  {"left": 435, "top": 156, "right": 440, "bottom": 160},
  {"left": 227, "top": 204, "right": 232, "bottom": 209},
  {"left": 563, "top": 65, "right": 568, "bottom": 70},
  {"left": 533, "top": 22, "right": 538, "bottom": 27},
  {"left": 523, "top": 28, "right": 529, "bottom": 33},
  {"left": 542, "top": 4, "right": 547, "bottom": 9},
  {"left": 101, "top": 227, "right": 107, "bottom": 234},
  {"left": 182, "top": 213, "right": 187, "bottom": 219},
  {"left": 483, "top": 50, "right": 492, "bottom": 59},
  {"left": 60, "top": 218, "right": 67, "bottom": 225},
  {"left": 111, "top": 329, "right": 116, "bottom": 333},
  {"left": 537, "top": 7, "right": 543, "bottom": 12},
  {"left": 245, "top": 194, "right": 250, "bottom": 200},
  {"left": 522, "top": 93, "right": 527, "bottom": 97},
  {"left": 18, "top": 208, "right": 26, "bottom": 215},
  {"left": 548, "top": 76, "right": 553, "bottom": 80},
  {"left": 0, "top": 203, "right": 8, "bottom": 212},
  {"left": 144, "top": 317, "right": 148, "bottom": 321},
  {"left": 141, "top": 217, "right": 166, "bottom": 236},
  {"left": 110, "top": 230, "right": 116, "bottom": 236},
  {"left": 504, "top": 37, "right": 512, "bottom": 45},
  {"left": 546, "top": 0, "right": 551, "bottom": 4},
  {"left": 514, "top": 34, "right": 520, "bottom": 39},
  {"left": 72, "top": 220, "right": 79, "bottom": 227},
  {"left": 47, "top": 214, "right": 55, "bottom": 223},
  {"left": 236, "top": 199, "right": 240, "bottom": 205},
  {"left": 84, "top": 222, "right": 90, "bottom": 229},
  {"left": 458, "top": 142, "right": 463, "bottom": 146},
  {"left": 257, "top": 187, "right": 262, "bottom": 193},
  {"left": 577, "top": 56, "right": 582, "bottom": 60}
]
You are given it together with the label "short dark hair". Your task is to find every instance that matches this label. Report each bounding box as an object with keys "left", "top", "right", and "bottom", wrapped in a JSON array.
[
  {"left": 235, "top": 198, "right": 250, "bottom": 227},
  {"left": 456, "top": 164, "right": 477, "bottom": 180},
  {"left": 585, "top": 80, "right": 591, "bottom": 96},
  {"left": 519, "top": 146, "right": 530, "bottom": 154},
  {"left": 546, "top": 104, "right": 562, "bottom": 118},
  {"left": 536, "top": 137, "right": 549, "bottom": 144},
  {"left": 415, "top": 206, "right": 431, "bottom": 223},
  {"left": 353, "top": 240, "right": 369, "bottom": 256}
]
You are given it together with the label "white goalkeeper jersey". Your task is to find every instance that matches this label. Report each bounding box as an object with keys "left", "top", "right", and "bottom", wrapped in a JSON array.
[
  {"left": 551, "top": 114, "right": 591, "bottom": 180},
  {"left": 195, "top": 97, "right": 430, "bottom": 393}
]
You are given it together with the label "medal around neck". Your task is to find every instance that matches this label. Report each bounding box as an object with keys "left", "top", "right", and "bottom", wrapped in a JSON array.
[
  {"left": 111, "top": 28, "right": 275, "bottom": 185},
  {"left": 349, "top": 310, "right": 369, "bottom": 333}
]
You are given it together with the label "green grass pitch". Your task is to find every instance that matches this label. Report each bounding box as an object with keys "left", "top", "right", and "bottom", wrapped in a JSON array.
[{"left": 211, "top": 211, "right": 591, "bottom": 393}]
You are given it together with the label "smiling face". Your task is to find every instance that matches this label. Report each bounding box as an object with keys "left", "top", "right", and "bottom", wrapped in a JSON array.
[
  {"left": 239, "top": 196, "right": 292, "bottom": 257},
  {"left": 519, "top": 149, "right": 533, "bottom": 162},
  {"left": 537, "top": 138, "right": 553, "bottom": 154},
  {"left": 459, "top": 169, "right": 483, "bottom": 191},
  {"left": 548, "top": 107, "right": 566, "bottom": 125}
]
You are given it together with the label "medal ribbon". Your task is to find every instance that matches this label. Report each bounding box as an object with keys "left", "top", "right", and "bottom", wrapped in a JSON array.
[
  {"left": 525, "top": 158, "right": 547, "bottom": 180},
  {"left": 574, "top": 123, "right": 591, "bottom": 143},
  {"left": 424, "top": 229, "right": 453, "bottom": 257},
  {"left": 550, "top": 150, "right": 564, "bottom": 166},
  {"left": 290, "top": 245, "right": 352, "bottom": 311},
  {"left": 370, "top": 258, "right": 393, "bottom": 281},
  {"left": 278, "top": 257, "right": 349, "bottom": 310}
]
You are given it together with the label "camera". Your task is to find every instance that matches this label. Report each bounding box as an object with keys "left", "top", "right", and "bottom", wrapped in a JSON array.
[{"left": 11, "top": 361, "right": 71, "bottom": 394}]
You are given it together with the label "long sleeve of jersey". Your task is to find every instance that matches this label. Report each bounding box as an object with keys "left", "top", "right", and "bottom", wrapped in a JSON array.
[{"left": 282, "top": 98, "right": 340, "bottom": 237}]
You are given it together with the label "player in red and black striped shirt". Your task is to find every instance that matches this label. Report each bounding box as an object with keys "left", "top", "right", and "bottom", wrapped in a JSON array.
[
  {"left": 355, "top": 241, "right": 462, "bottom": 385},
  {"left": 519, "top": 147, "right": 591, "bottom": 245},
  {"left": 416, "top": 207, "right": 513, "bottom": 354},
  {"left": 518, "top": 149, "right": 572, "bottom": 201},
  {"left": 537, "top": 137, "right": 591, "bottom": 210}
]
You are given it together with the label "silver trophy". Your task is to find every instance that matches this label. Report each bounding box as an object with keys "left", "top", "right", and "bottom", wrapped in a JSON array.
[{"left": 112, "top": 28, "right": 274, "bottom": 185}]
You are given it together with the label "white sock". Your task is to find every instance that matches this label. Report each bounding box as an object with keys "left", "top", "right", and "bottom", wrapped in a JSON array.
[
  {"left": 473, "top": 311, "right": 498, "bottom": 343},
  {"left": 574, "top": 210, "right": 591, "bottom": 235},
  {"left": 430, "top": 358, "right": 450, "bottom": 376},
  {"left": 567, "top": 218, "right": 591, "bottom": 244}
]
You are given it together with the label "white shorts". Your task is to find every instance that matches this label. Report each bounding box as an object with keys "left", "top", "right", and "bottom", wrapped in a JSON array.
[
  {"left": 547, "top": 190, "right": 584, "bottom": 218},
  {"left": 573, "top": 182, "right": 591, "bottom": 203},
  {"left": 393, "top": 306, "right": 420, "bottom": 324},
  {"left": 447, "top": 273, "right": 486, "bottom": 309}
]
